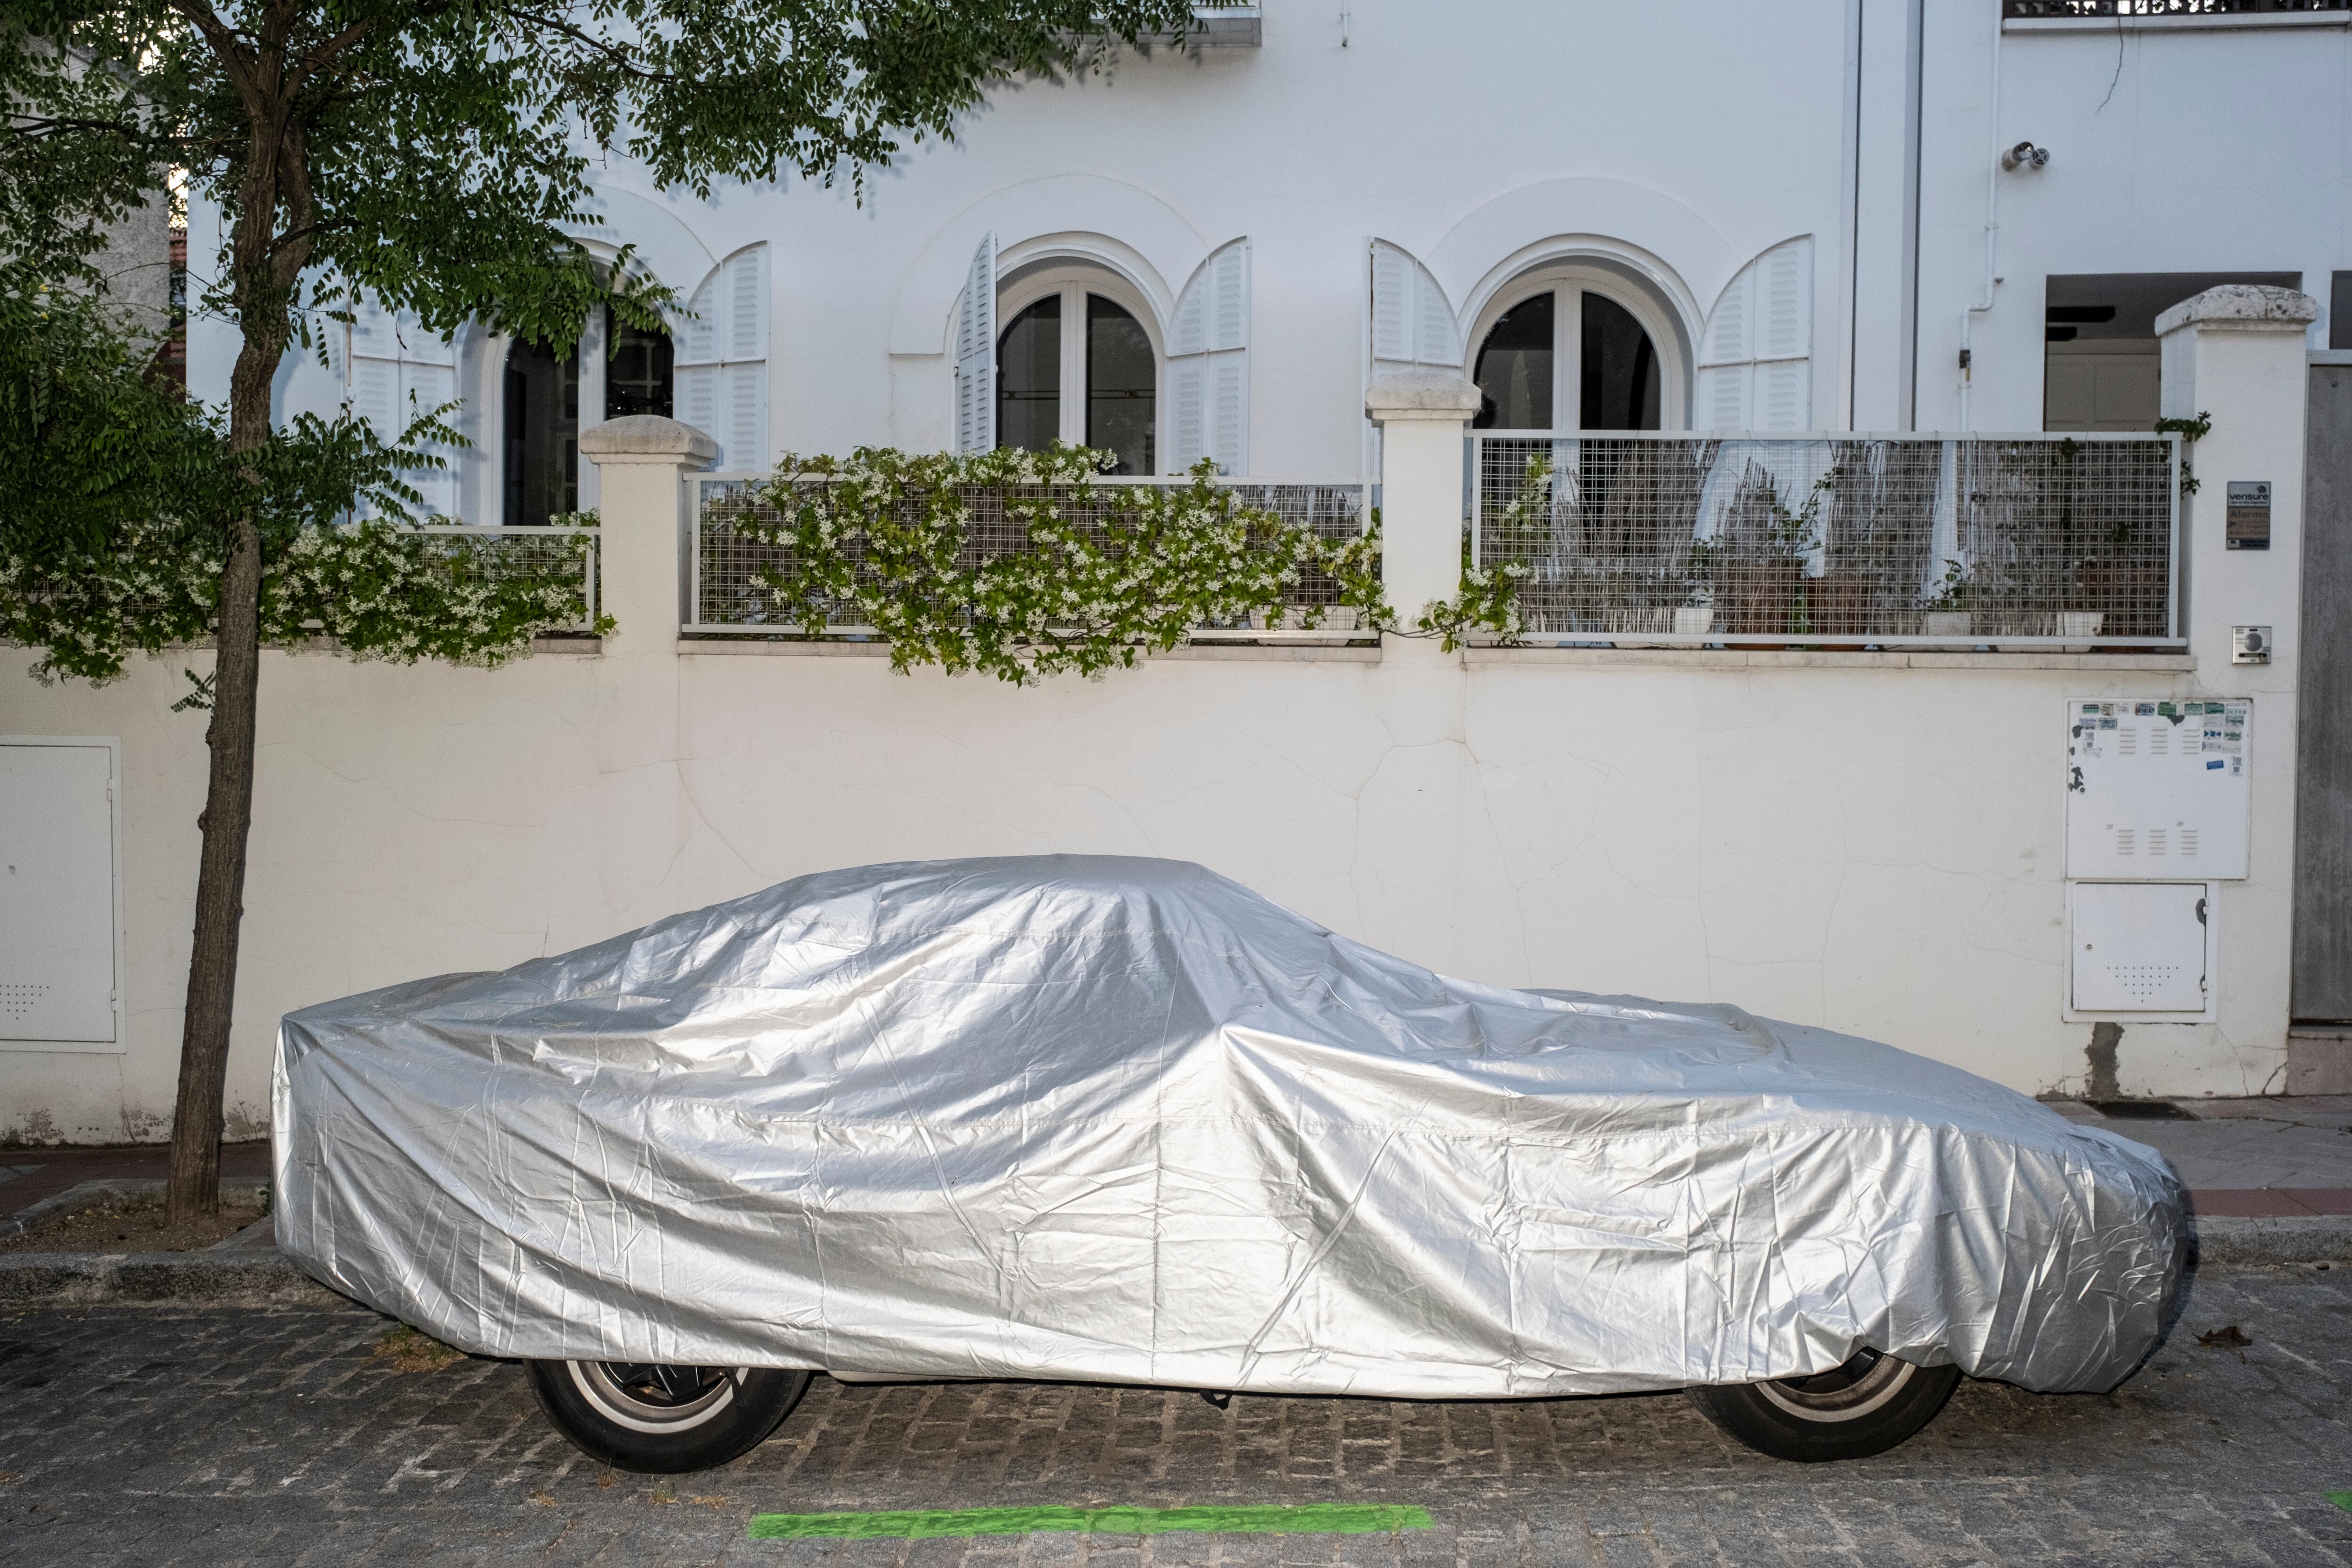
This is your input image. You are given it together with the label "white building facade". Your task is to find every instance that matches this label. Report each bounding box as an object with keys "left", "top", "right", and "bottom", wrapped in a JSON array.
[
  {"left": 184, "top": 1, "right": 2352, "bottom": 489},
  {"left": 7, "top": 0, "right": 2350, "bottom": 1141}
]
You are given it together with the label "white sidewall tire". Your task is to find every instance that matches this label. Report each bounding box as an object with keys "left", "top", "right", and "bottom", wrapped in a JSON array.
[{"left": 527, "top": 1361, "right": 812, "bottom": 1474}]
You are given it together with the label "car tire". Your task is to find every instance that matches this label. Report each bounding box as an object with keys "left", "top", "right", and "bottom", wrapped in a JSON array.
[
  {"left": 1684, "top": 1348, "right": 1960, "bottom": 1462},
  {"left": 526, "top": 1361, "right": 812, "bottom": 1473}
]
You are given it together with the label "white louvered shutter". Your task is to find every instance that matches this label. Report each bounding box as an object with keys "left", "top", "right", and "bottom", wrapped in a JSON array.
[
  {"left": 674, "top": 245, "right": 770, "bottom": 470},
  {"left": 344, "top": 296, "right": 458, "bottom": 517},
  {"left": 1368, "top": 240, "right": 1459, "bottom": 384},
  {"left": 1165, "top": 239, "right": 1249, "bottom": 473},
  {"left": 954, "top": 232, "right": 997, "bottom": 453},
  {"left": 1696, "top": 237, "right": 1813, "bottom": 432},
  {"left": 1366, "top": 240, "right": 1461, "bottom": 473}
]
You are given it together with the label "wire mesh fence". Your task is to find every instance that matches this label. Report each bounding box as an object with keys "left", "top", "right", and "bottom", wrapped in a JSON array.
[
  {"left": 690, "top": 475, "right": 1375, "bottom": 639},
  {"left": 410, "top": 526, "right": 599, "bottom": 631},
  {"left": 1469, "top": 433, "right": 2179, "bottom": 646}
]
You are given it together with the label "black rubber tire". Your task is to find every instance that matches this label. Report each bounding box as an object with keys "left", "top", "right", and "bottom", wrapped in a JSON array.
[
  {"left": 1684, "top": 1348, "right": 1960, "bottom": 1462},
  {"left": 526, "top": 1361, "right": 812, "bottom": 1473}
]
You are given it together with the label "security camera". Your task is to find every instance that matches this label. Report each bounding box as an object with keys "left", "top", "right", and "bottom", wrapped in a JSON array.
[{"left": 2001, "top": 142, "right": 2050, "bottom": 172}]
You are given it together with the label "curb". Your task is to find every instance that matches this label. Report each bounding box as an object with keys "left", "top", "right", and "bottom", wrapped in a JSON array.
[
  {"left": 2, "top": 1176, "right": 344, "bottom": 1309},
  {"left": 0, "top": 1248, "right": 341, "bottom": 1308},
  {"left": 2194, "top": 1214, "right": 2352, "bottom": 1267}
]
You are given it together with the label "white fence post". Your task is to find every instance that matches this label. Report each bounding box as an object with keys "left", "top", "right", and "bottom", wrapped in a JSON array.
[
  {"left": 2153, "top": 284, "right": 2320, "bottom": 1090},
  {"left": 579, "top": 415, "right": 719, "bottom": 654},
  {"left": 1366, "top": 371, "right": 1481, "bottom": 658}
]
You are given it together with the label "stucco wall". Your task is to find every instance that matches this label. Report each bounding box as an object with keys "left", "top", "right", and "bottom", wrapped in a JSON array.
[{"left": 0, "top": 630, "right": 2288, "bottom": 1146}]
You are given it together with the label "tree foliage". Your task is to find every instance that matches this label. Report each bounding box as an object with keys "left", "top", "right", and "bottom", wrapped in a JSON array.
[
  {"left": 0, "top": 267, "right": 594, "bottom": 682},
  {"left": 1, "top": 0, "right": 1199, "bottom": 351}
]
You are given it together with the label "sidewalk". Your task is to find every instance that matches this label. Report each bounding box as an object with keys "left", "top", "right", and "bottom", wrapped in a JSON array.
[
  {"left": 2048, "top": 1095, "right": 2352, "bottom": 1218},
  {"left": 0, "top": 1142, "right": 273, "bottom": 1216}
]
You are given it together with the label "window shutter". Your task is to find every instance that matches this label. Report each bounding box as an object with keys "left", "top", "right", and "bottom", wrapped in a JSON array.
[
  {"left": 675, "top": 244, "right": 770, "bottom": 470},
  {"left": 955, "top": 232, "right": 997, "bottom": 454},
  {"left": 1165, "top": 239, "right": 1248, "bottom": 473},
  {"left": 1366, "top": 240, "right": 1459, "bottom": 475},
  {"left": 1696, "top": 237, "right": 1813, "bottom": 431},
  {"left": 344, "top": 296, "right": 458, "bottom": 517},
  {"left": 1368, "top": 240, "right": 1459, "bottom": 382}
]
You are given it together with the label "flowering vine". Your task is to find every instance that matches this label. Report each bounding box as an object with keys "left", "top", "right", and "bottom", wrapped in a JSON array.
[
  {"left": 720, "top": 444, "right": 1391, "bottom": 684},
  {"left": 0, "top": 515, "right": 604, "bottom": 685}
]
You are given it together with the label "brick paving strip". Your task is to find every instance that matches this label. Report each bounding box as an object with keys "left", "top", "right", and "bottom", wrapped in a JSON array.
[{"left": 1, "top": 1267, "right": 2351, "bottom": 1566}]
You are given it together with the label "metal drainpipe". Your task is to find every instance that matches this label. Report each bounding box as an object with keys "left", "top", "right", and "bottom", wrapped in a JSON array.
[{"left": 1958, "top": 0, "right": 2004, "bottom": 432}]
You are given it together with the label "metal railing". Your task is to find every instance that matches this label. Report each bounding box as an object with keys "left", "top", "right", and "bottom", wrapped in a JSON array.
[
  {"left": 1467, "top": 433, "right": 2180, "bottom": 649},
  {"left": 413, "top": 525, "right": 600, "bottom": 632},
  {"left": 688, "top": 474, "right": 1376, "bottom": 642},
  {"left": 2005, "top": 0, "right": 2347, "bottom": 16}
]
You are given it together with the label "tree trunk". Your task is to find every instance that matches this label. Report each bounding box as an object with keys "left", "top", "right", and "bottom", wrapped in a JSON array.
[
  {"left": 163, "top": 201, "right": 288, "bottom": 1222},
  {"left": 164, "top": 517, "right": 264, "bottom": 1223}
]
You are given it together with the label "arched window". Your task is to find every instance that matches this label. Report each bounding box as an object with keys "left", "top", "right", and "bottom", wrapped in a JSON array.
[
  {"left": 501, "top": 307, "right": 674, "bottom": 525},
  {"left": 1470, "top": 274, "right": 1675, "bottom": 433},
  {"left": 994, "top": 267, "right": 1159, "bottom": 476}
]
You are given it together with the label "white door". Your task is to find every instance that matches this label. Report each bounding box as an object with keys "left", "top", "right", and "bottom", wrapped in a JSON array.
[{"left": 0, "top": 740, "right": 120, "bottom": 1048}]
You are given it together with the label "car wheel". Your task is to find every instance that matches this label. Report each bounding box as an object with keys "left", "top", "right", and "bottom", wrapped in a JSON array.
[
  {"left": 1684, "top": 1348, "right": 1960, "bottom": 1462},
  {"left": 526, "top": 1361, "right": 812, "bottom": 1473}
]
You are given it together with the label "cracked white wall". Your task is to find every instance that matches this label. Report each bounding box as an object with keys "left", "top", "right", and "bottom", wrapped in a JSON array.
[{"left": 0, "top": 637, "right": 2285, "bottom": 1144}]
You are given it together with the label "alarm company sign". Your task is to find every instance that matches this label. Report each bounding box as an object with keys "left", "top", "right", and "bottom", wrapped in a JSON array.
[{"left": 2226, "top": 480, "right": 2272, "bottom": 550}]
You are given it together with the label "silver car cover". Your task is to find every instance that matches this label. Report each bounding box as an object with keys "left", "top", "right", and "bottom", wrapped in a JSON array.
[{"left": 273, "top": 855, "right": 2185, "bottom": 1397}]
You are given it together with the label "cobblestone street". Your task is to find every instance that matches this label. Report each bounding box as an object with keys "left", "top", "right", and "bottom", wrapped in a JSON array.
[{"left": 1, "top": 1266, "right": 2348, "bottom": 1566}]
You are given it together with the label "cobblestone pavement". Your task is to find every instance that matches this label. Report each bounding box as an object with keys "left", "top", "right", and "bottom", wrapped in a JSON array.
[{"left": 3, "top": 1266, "right": 2350, "bottom": 1567}]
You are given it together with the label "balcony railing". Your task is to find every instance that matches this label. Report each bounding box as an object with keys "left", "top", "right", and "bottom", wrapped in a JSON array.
[
  {"left": 2004, "top": 0, "right": 2347, "bottom": 16},
  {"left": 689, "top": 473, "right": 1376, "bottom": 643},
  {"left": 1468, "top": 433, "right": 2180, "bottom": 649}
]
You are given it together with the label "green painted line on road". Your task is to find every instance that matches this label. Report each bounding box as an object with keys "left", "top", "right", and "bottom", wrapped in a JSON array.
[
  {"left": 745, "top": 1503, "right": 1434, "bottom": 1541},
  {"left": 2328, "top": 1490, "right": 2352, "bottom": 1514}
]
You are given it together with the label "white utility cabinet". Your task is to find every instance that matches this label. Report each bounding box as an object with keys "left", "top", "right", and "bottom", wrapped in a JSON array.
[
  {"left": 2065, "top": 698, "right": 2250, "bottom": 880},
  {"left": 0, "top": 738, "right": 123, "bottom": 1049},
  {"left": 2069, "top": 881, "right": 2212, "bottom": 1015}
]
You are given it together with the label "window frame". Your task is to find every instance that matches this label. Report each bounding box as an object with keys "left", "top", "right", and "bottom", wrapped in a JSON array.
[
  {"left": 1464, "top": 264, "right": 1689, "bottom": 434},
  {"left": 996, "top": 262, "right": 1166, "bottom": 454}
]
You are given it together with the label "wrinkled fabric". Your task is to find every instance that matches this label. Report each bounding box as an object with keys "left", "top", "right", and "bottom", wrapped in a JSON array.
[{"left": 273, "top": 855, "right": 2185, "bottom": 1396}]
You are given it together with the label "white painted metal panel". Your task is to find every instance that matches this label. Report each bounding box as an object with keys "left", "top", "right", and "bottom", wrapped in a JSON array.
[
  {"left": 2066, "top": 698, "right": 2251, "bottom": 879},
  {"left": 2070, "top": 881, "right": 2209, "bottom": 1013},
  {"left": 0, "top": 741, "right": 119, "bottom": 1045}
]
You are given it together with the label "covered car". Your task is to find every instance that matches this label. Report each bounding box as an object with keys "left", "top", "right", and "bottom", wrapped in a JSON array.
[{"left": 273, "top": 856, "right": 2185, "bottom": 1470}]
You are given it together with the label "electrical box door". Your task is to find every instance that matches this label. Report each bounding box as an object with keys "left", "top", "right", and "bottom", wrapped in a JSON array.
[
  {"left": 2066, "top": 699, "right": 2250, "bottom": 880},
  {"left": 0, "top": 741, "right": 120, "bottom": 1045},
  {"left": 2070, "top": 881, "right": 2210, "bottom": 1013}
]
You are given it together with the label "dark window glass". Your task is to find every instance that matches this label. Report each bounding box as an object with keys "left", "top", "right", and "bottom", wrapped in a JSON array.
[
  {"left": 605, "top": 307, "right": 674, "bottom": 419},
  {"left": 1473, "top": 292, "right": 1553, "bottom": 430},
  {"left": 1581, "top": 293, "right": 1660, "bottom": 431},
  {"left": 502, "top": 337, "right": 578, "bottom": 525},
  {"left": 997, "top": 295, "right": 1060, "bottom": 454},
  {"left": 2334, "top": 271, "right": 2352, "bottom": 352},
  {"left": 1087, "top": 295, "right": 1155, "bottom": 476}
]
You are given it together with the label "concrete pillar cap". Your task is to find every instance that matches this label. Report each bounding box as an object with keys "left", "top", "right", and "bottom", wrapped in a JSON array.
[
  {"left": 1367, "top": 370, "right": 1483, "bottom": 423},
  {"left": 579, "top": 415, "right": 721, "bottom": 464},
  {"left": 2155, "top": 285, "right": 2320, "bottom": 338}
]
